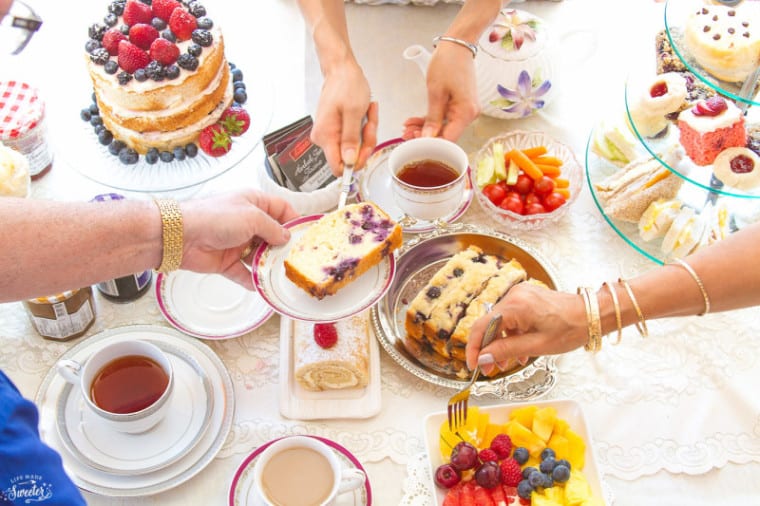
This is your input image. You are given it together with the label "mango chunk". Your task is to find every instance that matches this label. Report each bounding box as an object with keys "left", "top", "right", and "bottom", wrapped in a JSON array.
[
  {"left": 565, "top": 429, "right": 587, "bottom": 470},
  {"left": 506, "top": 419, "right": 546, "bottom": 457},
  {"left": 439, "top": 406, "right": 488, "bottom": 459},
  {"left": 547, "top": 433, "right": 570, "bottom": 463},
  {"left": 532, "top": 406, "right": 558, "bottom": 442},
  {"left": 509, "top": 405, "right": 538, "bottom": 428}
]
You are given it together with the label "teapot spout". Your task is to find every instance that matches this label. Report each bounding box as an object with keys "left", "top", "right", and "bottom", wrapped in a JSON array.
[{"left": 403, "top": 44, "right": 431, "bottom": 76}]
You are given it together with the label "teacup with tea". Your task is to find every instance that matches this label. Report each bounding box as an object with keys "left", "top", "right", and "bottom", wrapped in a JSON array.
[
  {"left": 389, "top": 137, "right": 468, "bottom": 222},
  {"left": 57, "top": 340, "right": 174, "bottom": 434},
  {"left": 253, "top": 436, "right": 365, "bottom": 506}
]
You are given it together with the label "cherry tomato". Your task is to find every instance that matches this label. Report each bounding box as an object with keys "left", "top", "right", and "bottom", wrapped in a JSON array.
[
  {"left": 482, "top": 183, "right": 506, "bottom": 206},
  {"left": 505, "top": 191, "right": 523, "bottom": 202},
  {"left": 499, "top": 196, "right": 524, "bottom": 215},
  {"left": 543, "top": 192, "right": 567, "bottom": 212},
  {"left": 513, "top": 174, "right": 534, "bottom": 195},
  {"left": 497, "top": 180, "right": 509, "bottom": 192},
  {"left": 524, "top": 193, "right": 541, "bottom": 206},
  {"left": 525, "top": 202, "right": 547, "bottom": 215},
  {"left": 533, "top": 176, "right": 556, "bottom": 197}
]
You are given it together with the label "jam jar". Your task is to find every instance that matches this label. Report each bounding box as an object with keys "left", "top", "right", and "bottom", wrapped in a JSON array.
[
  {"left": 0, "top": 81, "right": 53, "bottom": 180},
  {"left": 24, "top": 287, "right": 96, "bottom": 342},
  {"left": 91, "top": 193, "right": 153, "bottom": 302}
]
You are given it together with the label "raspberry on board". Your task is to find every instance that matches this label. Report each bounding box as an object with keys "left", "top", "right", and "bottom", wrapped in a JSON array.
[{"left": 313, "top": 323, "right": 338, "bottom": 348}]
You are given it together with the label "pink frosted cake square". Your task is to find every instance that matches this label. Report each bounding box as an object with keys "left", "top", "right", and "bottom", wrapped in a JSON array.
[{"left": 677, "top": 97, "right": 746, "bottom": 166}]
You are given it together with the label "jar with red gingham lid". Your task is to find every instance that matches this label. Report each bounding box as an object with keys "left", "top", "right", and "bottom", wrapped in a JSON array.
[{"left": 0, "top": 81, "right": 53, "bottom": 180}]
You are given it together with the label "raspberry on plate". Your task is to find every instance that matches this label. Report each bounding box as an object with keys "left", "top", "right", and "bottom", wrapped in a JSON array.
[
  {"left": 499, "top": 457, "right": 523, "bottom": 487},
  {"left": 490, "top": 433, "right": 512, "bottom": 459},
  {"left": 313, "top": 323, "right": 338, "bottom": 348}
]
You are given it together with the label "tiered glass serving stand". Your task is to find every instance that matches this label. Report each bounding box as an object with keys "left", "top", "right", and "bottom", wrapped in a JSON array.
[{"left": 586, "top": 0, "right": 760, "bottom": 265}]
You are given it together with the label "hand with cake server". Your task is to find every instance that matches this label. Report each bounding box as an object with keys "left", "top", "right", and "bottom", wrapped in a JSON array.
[{"left": 465, "top": 221, "right": 760, "bottom": 377}]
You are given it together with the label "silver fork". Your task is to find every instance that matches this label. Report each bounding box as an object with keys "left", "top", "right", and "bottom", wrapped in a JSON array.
[{"left": 446, "top": 313, "right": 503, "bottom": 431}]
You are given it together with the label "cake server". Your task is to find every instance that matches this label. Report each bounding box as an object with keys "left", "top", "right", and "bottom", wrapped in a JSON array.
[{"left": 337, "top": 164, "right": 354, "bottom": 209}]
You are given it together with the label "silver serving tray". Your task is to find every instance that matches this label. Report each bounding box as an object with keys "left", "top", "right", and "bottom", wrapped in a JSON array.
[{"left": 371, "top": 222, "right": 559, "bottom": 399}]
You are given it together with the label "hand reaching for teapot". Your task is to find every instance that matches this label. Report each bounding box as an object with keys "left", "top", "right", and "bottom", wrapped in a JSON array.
[
  {"left": 402, "top": 42, "right": 479, "bottom": 142},
  {"left": 465, "top": 283, "right": 588, "bottom": 377},
  {"left": 311, "top": 58, "right": 379, "bottom": 176}
]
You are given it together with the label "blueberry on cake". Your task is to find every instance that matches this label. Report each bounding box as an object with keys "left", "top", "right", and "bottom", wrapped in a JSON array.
[{"left": 284, "top": 202, "right": 403, "bottom": 299}]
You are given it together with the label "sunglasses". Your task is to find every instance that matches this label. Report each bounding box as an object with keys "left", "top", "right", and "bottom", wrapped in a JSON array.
[{"left": 1, "top": 0, "right": 42, "bottom": 55}]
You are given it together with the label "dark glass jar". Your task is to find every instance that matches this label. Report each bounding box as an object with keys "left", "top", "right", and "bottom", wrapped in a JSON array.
[{"left": 91, "top": 193, "right": 153, "bottom": 302}]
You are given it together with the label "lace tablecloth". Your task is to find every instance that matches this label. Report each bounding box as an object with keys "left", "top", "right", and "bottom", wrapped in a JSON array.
[{"left": 3, "top": 1, "right": 760, "bottom": 505}]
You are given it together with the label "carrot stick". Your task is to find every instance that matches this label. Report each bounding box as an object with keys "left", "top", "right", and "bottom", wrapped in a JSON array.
[
  {"left": 554, "top": 177, "right": 570, "bottom": 188},
  {"left": 555, "top": 188, "right": 571, "bottom": 199},
  {"left": 507, "top": 149, "right": 543, "bottom": 180},
  {"left": 535, "top": 164, "right": 562, "bottom": 177},
  {"left": 531, "top": 155, "right": 563, "bottom": 166},
  {"left": 521, "top": 146, "right": 547, "bottom": 158}
]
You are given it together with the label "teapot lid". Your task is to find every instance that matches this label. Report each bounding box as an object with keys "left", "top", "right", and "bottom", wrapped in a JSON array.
[{"left": 479, "top": 9, "right": 548, "bottom": 61}]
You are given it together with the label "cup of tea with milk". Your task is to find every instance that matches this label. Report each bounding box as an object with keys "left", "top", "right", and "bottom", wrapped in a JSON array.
[
  {"left": 253, "top": 435, "right": 366, "bottom": 505},
  {"left": 56, "top": 340, "right": 174, "bottom": 434},
  {"left": 389, "top": 137, "right": 469, "bottom": 222}
]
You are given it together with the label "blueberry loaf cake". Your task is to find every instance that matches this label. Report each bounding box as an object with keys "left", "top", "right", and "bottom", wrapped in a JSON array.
[
  {"left": 448, "top": 259, "right": 527, "bottom": 362},
  {"left": 405, "top": 246, "right": 499, "bottom": 343},
  {"left": 292, "top": 313, "right": 370, "bottom": 392},
  {"left": 285, "top": 202, "right": 403, "bottom": 299}
]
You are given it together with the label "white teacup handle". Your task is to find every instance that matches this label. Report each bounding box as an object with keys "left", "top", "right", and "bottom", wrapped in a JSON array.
[
  {"left": 56, "top": 359, "right": 83, "bottom": 385},
  {"left": 336, "top": 468, "right": 366, "bottom": 494}
]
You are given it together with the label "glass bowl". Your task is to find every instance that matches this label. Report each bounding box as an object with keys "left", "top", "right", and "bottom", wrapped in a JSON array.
[{"left": 470, "top": 130, "right": 583, "bottom": 231}]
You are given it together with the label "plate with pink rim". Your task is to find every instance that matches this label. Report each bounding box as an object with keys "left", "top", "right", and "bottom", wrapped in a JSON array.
[
  {"left": 357, "top": 138, "right": 473, "bottom": 233},
  {"left": 156, "top": 270, "right": 273, "bottom": 339},
  {"left": 251, "top": 215, "right": 396, "bottom": 322},
  {"left": 227, "top": 435, "right": 372, "bottom": 506}
]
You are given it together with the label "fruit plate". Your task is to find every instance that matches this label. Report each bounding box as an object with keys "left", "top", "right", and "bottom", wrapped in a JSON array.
[
  {"left": 370, "top": 221, "right": 558, "bottom": 399},
  {"left": 423, "top": 399, "right": 606, "bottom": 506},
  {"left": 470, "top": 130, "right": 583, "bottom": 232}
]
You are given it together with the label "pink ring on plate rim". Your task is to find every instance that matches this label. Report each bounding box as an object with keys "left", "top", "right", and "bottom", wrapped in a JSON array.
[
  {"left": 155, "top": 272, "right": 274, "bottom": 340},
  {"left": 227, "top": 435, "right": 373, "bottom": 506},
  {"left": 251, "top": 214, "right": 397, "bottom": 322}
]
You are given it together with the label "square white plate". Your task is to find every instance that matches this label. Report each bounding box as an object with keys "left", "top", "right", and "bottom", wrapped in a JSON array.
[
  {"left": 423, "top": 399, "right": 605, "bottom": 505},
  {"left": 278, "top": 313, "right": 382, "bottom": 420}
]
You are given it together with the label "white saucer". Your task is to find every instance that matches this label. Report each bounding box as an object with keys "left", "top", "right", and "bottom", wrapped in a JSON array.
[
  {"left": 228, "top": 436, "right": 372, "bottom": 506},
  {"left": 35, "top": 325, "right": 234, "bottom": 497},
  {"left": 251, "top": 215, "right": 396, "bottom": 322},
  {"left": 156, "top": 271, "right": 274, "bottom": 339},
  {"left": 278, "top": 314, "right": 382, "bottom": 420},
  {"left": 56, "top": 342, "right": 213, "bottom": 475},
  {"left": 357, "top": 138, "right": 473, "bottom": 233}
]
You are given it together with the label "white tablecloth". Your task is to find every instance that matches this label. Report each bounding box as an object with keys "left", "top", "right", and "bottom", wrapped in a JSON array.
[{"left": 2, "top": 1, "right": 760, "bottom": 505}]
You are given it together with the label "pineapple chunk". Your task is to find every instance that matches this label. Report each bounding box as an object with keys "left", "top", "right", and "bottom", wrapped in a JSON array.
[
  {"left": 532, "top": 407, "right": 558, "bottom": 443},
  {"left": 547, "top": 433, "right": 570, "bottom": 463},
  {"left": 506, "top": 419, "right": 546, "bottom": 457},
  {"left": 564, "top": 470, "right": 592, "bottom": 506}
]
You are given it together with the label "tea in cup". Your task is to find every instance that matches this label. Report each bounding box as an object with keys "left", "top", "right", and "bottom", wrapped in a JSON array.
[
  {"left": 254, "top": 436, "right": 365, "bottom": 506},
  {"left": 389, "top": 137, "right": 468, "bottom": 222},
  {"left": 57, "top": 340, "right": 173, "bottom": 434}
]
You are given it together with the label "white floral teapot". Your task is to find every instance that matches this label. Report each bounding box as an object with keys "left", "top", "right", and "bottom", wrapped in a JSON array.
[{"left": 404, "top": 8, "right": 596, "bottom": 120}]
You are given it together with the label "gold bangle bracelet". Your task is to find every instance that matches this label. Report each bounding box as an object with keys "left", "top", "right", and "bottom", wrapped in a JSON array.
[
  {"left": 432, "top": 35, "right": 478, "bottom": 58},
  {"left": 578, "top": 287, "right": 602, "bottom": 353},
  {"left": 603, "top": 282, "right": 623, "bottom": 345},
  {"left": 618, "top": 278, "right": 648, "bottom": 338},
  {"left": 155, "top": 198, "right": 184, "bottom": 273},
  {"left": 669, "top": 258, "right": 710, "bottom": 316}
]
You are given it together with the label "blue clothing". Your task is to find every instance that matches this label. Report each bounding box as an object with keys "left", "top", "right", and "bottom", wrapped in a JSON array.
[{"left": 0, "top": 371, "right": 85, "bottom": 505}]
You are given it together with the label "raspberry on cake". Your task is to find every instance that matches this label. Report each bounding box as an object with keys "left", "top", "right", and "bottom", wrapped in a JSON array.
[
  {"left": 85, "top": 0, "right": 233, "bottom": 154},
  {"left": 677, "top": 96, "right": 746, "bottom": 166},
  {"left": 284, "top": 202, "right": 403, "bottom": 300}
]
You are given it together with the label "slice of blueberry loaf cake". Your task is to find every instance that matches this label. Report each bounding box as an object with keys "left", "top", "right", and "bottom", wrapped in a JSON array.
[{"left": 284, "top": 202, "right": 403, "bottom": 299}]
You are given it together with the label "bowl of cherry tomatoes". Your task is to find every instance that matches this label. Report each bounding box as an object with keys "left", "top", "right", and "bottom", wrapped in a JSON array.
[{"left": 471, "top": 130, "right": 583, "bottom": 231}]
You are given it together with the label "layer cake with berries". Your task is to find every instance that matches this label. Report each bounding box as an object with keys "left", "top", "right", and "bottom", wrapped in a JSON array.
[{"left": 85, "top": 0, "right": 232, "bottom": 154}]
